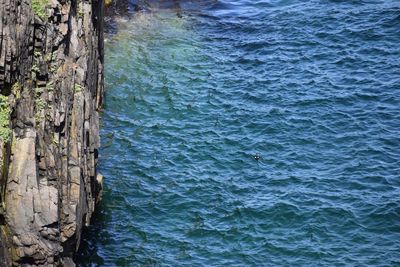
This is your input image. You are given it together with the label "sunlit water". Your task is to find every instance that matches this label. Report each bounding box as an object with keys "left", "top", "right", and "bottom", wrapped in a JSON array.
[{"left": 76, "top": 0, "right": 400, "bottom": 265}]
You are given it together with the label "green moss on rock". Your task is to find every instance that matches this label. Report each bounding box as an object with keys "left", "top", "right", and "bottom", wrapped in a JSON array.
[
  {"left": 0, "top": 95, "right": 11, "bottom": 142},
  {"left": 31, "top": 0, "right": 49, "bottom": 20},
  {"left": 34, "top": 89, "right": 46, "bottom": 123},
  {"left": 78, "top": 2, "right": 84, "bottom": 18},
  {"left": 11, "top": 82, "right": 21, "bottom": 97},
  {"left": 74, "top": 83, "right": 83, "bottom": 93}
]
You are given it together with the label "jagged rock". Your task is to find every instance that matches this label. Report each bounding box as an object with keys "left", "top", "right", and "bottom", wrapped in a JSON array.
[{"left": 0, "top": 0, "right": 104, "bottom": 265}]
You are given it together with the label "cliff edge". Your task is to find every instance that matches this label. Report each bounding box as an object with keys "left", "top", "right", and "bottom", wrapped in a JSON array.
[{"left": 0, "top": 0, "right": 104, "bottom": 265}]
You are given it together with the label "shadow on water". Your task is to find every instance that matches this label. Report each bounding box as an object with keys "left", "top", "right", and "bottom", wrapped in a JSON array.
[
  {"left": 105, "top": 0, "right": 220, "bottom": 34},
  {"left": 74, "top": 199, "right": 109, "bottom": 265}
]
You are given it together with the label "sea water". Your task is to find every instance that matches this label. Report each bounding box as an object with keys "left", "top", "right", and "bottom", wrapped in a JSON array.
[{"left": 76, "top": 0, "right": 400, "bottom": 265}]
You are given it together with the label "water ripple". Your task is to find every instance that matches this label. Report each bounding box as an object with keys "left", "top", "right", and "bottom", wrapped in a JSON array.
[{"left": 77, "top": 0, "right": 400, "bottom": 266}]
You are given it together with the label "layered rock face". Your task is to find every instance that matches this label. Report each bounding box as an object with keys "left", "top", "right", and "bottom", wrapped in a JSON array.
[{"left": 0, "top": 0, "right": 104, "bottom": 265}]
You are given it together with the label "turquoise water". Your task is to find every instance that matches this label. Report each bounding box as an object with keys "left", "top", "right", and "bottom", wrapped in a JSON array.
[{"left": 77, "top": 0, "right": 400, "bottom": 265}]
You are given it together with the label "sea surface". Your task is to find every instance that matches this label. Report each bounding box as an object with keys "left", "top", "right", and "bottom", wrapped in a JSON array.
[{"left": 76, "top": 0, "right": 400, "bottom": 265}]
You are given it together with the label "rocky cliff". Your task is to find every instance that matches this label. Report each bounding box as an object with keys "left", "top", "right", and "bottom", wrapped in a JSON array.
[{"left": 0, "top": 0, "right": 104, "bottom": 265}]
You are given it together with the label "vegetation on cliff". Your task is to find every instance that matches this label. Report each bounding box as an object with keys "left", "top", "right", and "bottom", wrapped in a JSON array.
[
  {"left": 31, "top": 0, "right": 48, "bottom": 19},
  {"left": 0, "top": 94, "right": 11, "bottom": 142}
]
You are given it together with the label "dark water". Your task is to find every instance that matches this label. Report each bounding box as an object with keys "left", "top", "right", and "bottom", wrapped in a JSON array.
[{"left": 77, "top": 0, "right": 400, "bottom": 265}]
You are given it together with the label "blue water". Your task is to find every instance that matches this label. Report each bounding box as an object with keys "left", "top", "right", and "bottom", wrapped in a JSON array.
[{"left": 76, "top": 0, "right": 400, "bottom": 265}]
